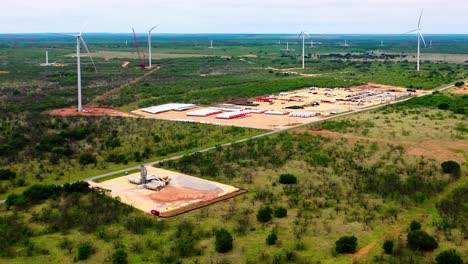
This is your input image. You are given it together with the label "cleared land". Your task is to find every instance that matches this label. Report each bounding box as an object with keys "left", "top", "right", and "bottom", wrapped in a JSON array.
[
  {"left": 89, "top": 167, "right": 240, "bottom": 216},
  {"left": 132, "top": 85, "right": 428, "bottom": 130},
  {"left": 48, "top": 107, "right": 135, "bottom": 117}
]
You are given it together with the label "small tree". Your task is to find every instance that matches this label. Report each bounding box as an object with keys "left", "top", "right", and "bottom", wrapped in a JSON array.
[
  {"left": 454, "top": 81, "right": 465, "bottom": 88},
  {"left": 112, "top": 249, "right": 128, "bottom": 264},
  {"left": 215, "top": 228, "right": 233, "bottom": 253},
  {"left": 435, "top": 249, "right": 463, "bottom": 264},
  {"left": 79, "top": 153, "right": 97, "bottom": 165},
  {"left": 257, "top": 206, "right": 273, "bottom": 223},
  {"left": 335, "top": 235, "right": 358, "bottom": 253},
  {"left": 438, "top": 103, "right": 450, "bottom": 110},
  {"left": 75, "top": 242, "right": 93, "bottom": 261},
  {"left": 441, "top": 161, "right": 461, "bottom": 176},
  {"left": 274, "top": 207, "right": 287, "bottom": 218},
  {"left": 382, "top": 240, "right": 394, "bottom": 254},
  {"left": 0, "top": 169, "right": 16, "bottom": 180},
  {"left": 266, "top": 232, "right": 278, "bottom": 245},
  {"left": 407, "top": 230, "right": 438, "bottom": 251},
  {"left": 410, "top": 220, "right": 421, "bottom": 231},
  {"left": 279, "top": 174, "right": 297, "bottom": 184}
]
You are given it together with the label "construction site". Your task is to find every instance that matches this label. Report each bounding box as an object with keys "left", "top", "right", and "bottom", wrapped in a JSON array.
[
  {"left": 88, "top": 166, "right": 244, "bottom": 218},
  {"left": 132, "top": 84, "right": 428, "bottom": 130}
]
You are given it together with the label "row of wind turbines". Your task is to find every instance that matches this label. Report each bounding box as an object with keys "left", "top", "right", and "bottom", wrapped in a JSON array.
[
  {"left": 295, "top": 9, "right": 427, "bottom": 70},
  {"left": 59, "top": 10, "right": 427, "bottom": 112}
]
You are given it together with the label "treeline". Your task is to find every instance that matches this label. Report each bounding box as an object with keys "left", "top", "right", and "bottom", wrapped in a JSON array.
[{"left": 389, "top": 93, "right": 467, "bottom": 115}]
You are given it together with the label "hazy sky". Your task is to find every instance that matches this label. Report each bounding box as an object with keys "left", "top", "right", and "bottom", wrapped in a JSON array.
[{"left": 1, "top": 0, "right": 467, "bottom": 34}]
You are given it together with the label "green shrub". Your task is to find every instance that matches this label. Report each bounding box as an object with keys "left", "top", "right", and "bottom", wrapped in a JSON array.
[
  {"left": 266, "top": 232, "right": 278, "bottom": 245},
  {"left": 0, "top": 169, "right": 16, "bottom": 180},
  {"left": 454, "top": 81, "right": 465, "bottom": 87},
  {"left": 112, "top": 248, "right": 128, "bottom": 264},
  {"left": 441, "top": 160, "right": 461, "bottom": 176},
  {"left": 215, "top": 228, "right": 233, "bottom": 253},
  {"left": 410, "top": 220, "right": 421, "bottom": 231},
  {"left": 438, "top": 103, "right": 450, "bottom": 110},
  {"left": 279, "top": 174, "right": 297, "bottom": 184},
  {"left": 75, "top": 242, "right": 93, "bottom": 261},
  {"left": 256, "top": 206, "right": 273, "bottom": 223},
  {"left": 407, "top": 230, "right": 438, "bottom": 251},
  {"left": 274, "top": 207, "right": 287, "bottom": 218},
  {"left": 435, "top": 249, "right": 463, "bottom": 264},
  {"left": 382, "top": 240, "right": 394, "bottom": 254},
  {"left": 335, "top": 235, "right": 358, "bottom": 253},
  {"left": 79, "top": 153, "right": 97, "bottom": 165}
]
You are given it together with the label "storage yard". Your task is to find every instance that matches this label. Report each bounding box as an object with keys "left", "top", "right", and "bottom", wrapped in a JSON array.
[
  {"left": 88, "top": 167, "right": 243, "bottom": 217},
  {"left": 133, "top": 85, "right": 428, "bottom": 130}
]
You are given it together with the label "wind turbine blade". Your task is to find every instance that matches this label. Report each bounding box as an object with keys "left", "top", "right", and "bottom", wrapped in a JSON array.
[
  {"left": 419, "top": 31, "right": 427, "bottom": 47},
  {"left": 418, "top": 9, "right": 423, "bottom": 28},
  {"left": 298, "top": 32, "right": 304, "bottom": 39},
  {"left": 80, "top": 37, "right": 97, "bottom": 72},
  {"left": 79, "top": 21, "right": 88, "bottom": 36},
  {"left": 149, "top": 25, "right": 159, "bottom": 32},
  {"left": 404, "top": 29, "right": 418, "bottom": 34}
]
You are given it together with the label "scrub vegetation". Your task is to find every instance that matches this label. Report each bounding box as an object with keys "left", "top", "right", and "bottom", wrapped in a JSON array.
[{"left": 0, "top": 34, "right": 466, "bottom": 263}]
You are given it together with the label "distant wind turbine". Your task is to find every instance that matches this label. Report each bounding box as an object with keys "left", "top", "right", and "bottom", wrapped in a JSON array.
[
  {"left": 148, "top": 25, "right": 159, "bottom": 68},
  {"left": 298, "top": 26, "right": 310, "bottom": 69},
  {"left": 406, "top": 9, "right": 427, "bottom": 71},
  {"left": 60, "top": 24, "right": 97, "bottom": 112}
]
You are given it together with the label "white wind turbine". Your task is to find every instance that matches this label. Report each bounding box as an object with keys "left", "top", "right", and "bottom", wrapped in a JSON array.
[
  {"left": 406, "top": 9, "right": 427, "bottom": 71},
  {"left": 61, "top": 24, "right": 97, "bottom": 112},
  {"left": 148, "top": 25, "right": 159, "bottom": 68},
  {"left": 298, "top": 27, "right": 310, "bottom": 69}
]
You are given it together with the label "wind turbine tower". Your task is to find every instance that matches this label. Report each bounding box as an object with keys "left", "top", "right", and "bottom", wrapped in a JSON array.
[
  {"left": 406, "top": 9, "right": 426, "bottom": 71},
  {"left": 209, "top": 40, "right": 213, "bottom": 49},
  {"left": 298, "top": 27, "right": 310, "bottom": 69},
  {"left": 148, "top": 25, "right": 159, "bottom": 68},
  {"left": 62, "top": 25, "right": 97, "bottom": 112},
  {"left": 381, "top": 40, "right": 384, "bottom": 47}
]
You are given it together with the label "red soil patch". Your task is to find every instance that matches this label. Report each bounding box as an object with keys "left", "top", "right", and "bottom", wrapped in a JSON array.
[
  {"left": 452, "top": 87, "right": 468, "bottom": 95},
  {"left": 149, "top": 185, "right": 222, "bottom": 203},
  {"left": 158, "top": 189, "right": 247, "bottom": 218},
  {"left": 48, "top": 107, "right": 136, "bottom": 118},
  {"left": 299, "top": 129, "right": 467, "bottom": 163}
]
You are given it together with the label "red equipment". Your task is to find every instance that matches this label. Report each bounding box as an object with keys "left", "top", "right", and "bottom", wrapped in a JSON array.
[{"left": 132, "top": 28, "right": 146, "bottom": 69}]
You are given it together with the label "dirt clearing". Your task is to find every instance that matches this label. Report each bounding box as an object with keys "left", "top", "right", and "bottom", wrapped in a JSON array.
[
  {"left": 133, "top": 85, "right": 425, "bottom": 130},
  {"left": 452, "top": 86, "right": 468, "bottom": 95},
  {"left": 88, "top": 167, "right": 242, "bottom": 217},
  {"left": 0, "top": 71, "right": 9, "bottom": 74},
  {"left": 48, "top": 107, "right": 136, "bottom": 118}
]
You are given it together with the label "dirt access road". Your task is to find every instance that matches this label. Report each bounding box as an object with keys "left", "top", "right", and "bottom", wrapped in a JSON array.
[{"left": 86, "top": 66, "right": 160, "bottom": 107}]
